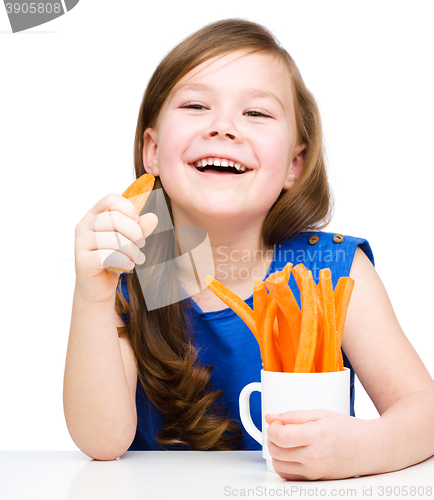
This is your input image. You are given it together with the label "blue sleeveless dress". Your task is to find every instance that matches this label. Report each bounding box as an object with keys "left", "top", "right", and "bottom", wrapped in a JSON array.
[{"left": 118, "top": 231, "right": 374, "bottom": 451}]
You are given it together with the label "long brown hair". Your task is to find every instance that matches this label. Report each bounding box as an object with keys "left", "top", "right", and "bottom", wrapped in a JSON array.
[{"left": 116, "top": 18, "right": 332, "bottom": 450}]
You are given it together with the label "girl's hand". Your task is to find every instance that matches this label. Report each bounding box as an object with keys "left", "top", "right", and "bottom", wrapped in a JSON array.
[
  {"left": 265, "top": 410, "right": 373, "bottom": 480},
  {"left": 74, "top": 193, "right": 158, "bottom": 303}
]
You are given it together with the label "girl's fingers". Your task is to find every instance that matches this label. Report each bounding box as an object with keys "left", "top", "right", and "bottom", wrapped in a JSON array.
[
  {"left": 267, "top": 419, "right": 315, "bottom": 448},
  {"left": 270, "top": 458, "right": 307, "bottom": 481},
  {"left": 94, "top": 232, "right": 145, "bottom": 266},
  {"left": 94, "top": 211, "right": 145, "bottom": 247},
  {"left": 90, "top": 249, "right": 135, "bottom": 273},
  {"left": 89, "top": 193, "right": 140, "bottom": 222},
  {"left": 139, "top": 212, "right": 159, "bottom": 238},
  {"left": 267, "top": 438, "right": 305, "bottom": 463},
  {"left": 266, "top": 409, "right": 330, "bottom": 425}
]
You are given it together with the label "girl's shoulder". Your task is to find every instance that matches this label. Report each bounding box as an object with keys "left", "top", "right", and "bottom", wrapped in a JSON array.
[{"left": 274, "top": 231, "right": 374, "bottom": 284}]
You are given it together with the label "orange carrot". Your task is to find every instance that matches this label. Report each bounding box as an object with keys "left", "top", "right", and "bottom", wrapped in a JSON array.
[
  {"left": 267, "top": 264, "right": 293, "bottom": 371},
  {"left": 273, "top": 316, "right": 279, "bottom": 343},
  {"left": 267, "top": 269, "right": 284, "bottom": 282},
  {"left": 282, "top": 262, "right": 293, "bottom": 282},
  {"left": 292, "top": 263, "right": 324, "bottom": 372},
  {"left": 122, "top": 173, "right": 155, "bottom": 214},
  {"left": 293, "top": 264, "right": 322, "bottom": 313},
  {"left": 265, "top": 275, "right": 301, "bottom": 372},
  {"left": 251, "top": 281, "right": 268, "bottom": 365},
  {"left": 260, "top": 295, "right": 282, "bottom": 372},
  {"left": 276, "top": 305, "right": 296, "bottom": 372},
  {"left": 292, "top": 263, "right": 306, "bottom": 284},
  {"left": 319, "top": 268, "right": 337, "bottom": 372},
  {"left": 334, "top": 277, "right": 355, "bottom": 370},
  {"left": 272, "top": 317, "right": 280, "bottom": 349},
  {"left": 205, "top": 276, "right": 257, "bottom": 339},
  {"left": 265, "top": 275, "right": 301, "bottom": 333},
  {"left": 293, "top": 270, "right": 318, "bottom": 373},
  {"left": 253, "top": 280, "right": 267, "bottom": 347},
  {"left": 106, "top": 173, "right": 155, "bottom": 274},
  {"left": 313, "top": 285, "right": 325, "bottom": 373}
]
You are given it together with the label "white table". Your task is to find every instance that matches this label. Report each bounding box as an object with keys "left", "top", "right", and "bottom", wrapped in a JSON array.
[{"left": 0, "top": 451, "right": 433, "bottom": 500}]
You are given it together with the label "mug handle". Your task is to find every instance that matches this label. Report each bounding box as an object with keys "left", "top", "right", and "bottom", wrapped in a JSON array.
[{"left": 239, "top": 382, "right": 262, "bottom": 444}]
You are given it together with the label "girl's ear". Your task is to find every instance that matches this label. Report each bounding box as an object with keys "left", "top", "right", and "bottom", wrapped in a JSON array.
[
  {"left": 142, "top": 127, "right": 159, "bottom": 176},
  {"left": 283, "top": 143, "right": 306, "bottom": 190}
]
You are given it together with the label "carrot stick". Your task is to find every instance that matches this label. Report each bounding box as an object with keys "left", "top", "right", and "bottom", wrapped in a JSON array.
[
  {"left": 266, "top": 264, "right": 293, "bottom": 371},
  {"left": 276, "top": 306, "right": 296, "bottom": 372},
  {"left": 253, "top": 280, "right": 267, "bottom": 345},
  {"left": 293, "top": 270, "right": 318, "bottom": 373},
  {"left": 265, "top": 275, "right": 301, "bottom": 372},
  {"left": 272, "top": 333, "right": 282, "bottom": 371},
  {"left": 292, "top": 264, "right": 324, "bottom": 372},
  {"left": 311, "top": 281, "right": 324, "bottom": 373},
  {"left": 265, "top": 276, "right": 301, "bottom": 331},
  {"left": 272, "top": 317, "right": 280, "bottom": 348},
  {"left": 267, "top": 269, "right": 283, "bottom": 283},
  {"left": 265, "top": 264, "right": 294, "bottom": 372},
  {"left": 106, "top": 173, "right": 155, "bottom": 274},
  {"left": 205, "top": 275, "right": 257, "bottom": 339},
  {"left": 293, "top": 264, "right": 323, "bottom": 312},
  {"left": 251, "top": 281, "right": 268, "bottom": 366},
  {"left": 122, "top": 173, "right": 155, "bottom": 214},
  {"left": 260, "top": 295, "right": 282, "bottom": 372},
  {"left": 334, "top": 277, "right": 355, "bottom": 371},
  {"left": 253, "top": 280, "right": 267, "bottom": 347},
  {"left": 282, "top": 262, "right": 293, "bottom": 282},
  {"left": 292, "top": 263, "right": 306, "bottom": 284},
  {"left": 273, "top": 316, "right": 279, "bottom": 343},
  {"left": 319, "top": 268, "right": 337, "bottom": 372}
]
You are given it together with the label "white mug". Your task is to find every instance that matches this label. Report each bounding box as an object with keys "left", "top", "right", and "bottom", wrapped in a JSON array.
[{"left": 239, "top": 368, "right": 350, "bottom": 472}]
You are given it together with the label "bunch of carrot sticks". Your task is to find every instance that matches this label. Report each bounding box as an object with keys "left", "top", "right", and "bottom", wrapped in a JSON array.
[{"left": 205, "top": 263, "right": 354, "bottom": 373}]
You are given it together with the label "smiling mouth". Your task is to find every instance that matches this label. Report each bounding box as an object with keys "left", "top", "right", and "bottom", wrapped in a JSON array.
[{"left": 193, "top": 157, "right": 251, "bottom": 174}]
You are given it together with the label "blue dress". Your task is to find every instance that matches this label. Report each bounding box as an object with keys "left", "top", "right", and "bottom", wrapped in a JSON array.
[{"left": 118, "top": 231, "right": 374, "bottom": 451}]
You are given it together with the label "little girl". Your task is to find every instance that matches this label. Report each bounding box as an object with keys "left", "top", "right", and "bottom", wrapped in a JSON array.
[{"left": 64, "top": 19, "right": 434, "bottom": 480}]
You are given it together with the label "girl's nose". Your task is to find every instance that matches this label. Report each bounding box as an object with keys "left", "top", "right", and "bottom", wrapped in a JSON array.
[
  {"left": 209, "top": 130, "right": 236, "bottom": 140},
  {"left": 205, "top": 115, "right": 241, "bottom": 142}
]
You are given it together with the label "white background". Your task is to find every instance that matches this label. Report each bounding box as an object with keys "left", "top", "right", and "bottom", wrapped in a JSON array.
[{"left": 1, "top": 1, "right": 433, "bottom": 451}]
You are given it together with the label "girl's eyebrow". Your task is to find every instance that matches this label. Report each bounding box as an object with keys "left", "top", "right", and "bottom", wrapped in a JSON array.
[
  {"left": 244, "top": 88, "right": 285, "bottom": 110},
  {"left": 173, "top": 82, "right": 211, "bottom": 95}
]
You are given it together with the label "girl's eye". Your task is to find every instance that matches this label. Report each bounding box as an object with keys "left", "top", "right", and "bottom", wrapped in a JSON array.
[
  {"left": 245, "top": 110, "right": 271, "bottom": 118},
  {"left": 182, "top": 103, "right": 207, "bottom": 110}
]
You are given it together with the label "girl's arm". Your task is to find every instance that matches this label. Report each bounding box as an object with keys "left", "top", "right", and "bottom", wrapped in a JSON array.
[
  {"left": 64, "top": 291, "right": 138, "bottom": 461},
  {"left": 63, "top": 193, "right": 156, "bottom": 461},
  {"left": 266, "top": 247, "right": 434, "bottom": 480},
  {"left": 341, "top": 247, "right": 434, "bottom": 472}
]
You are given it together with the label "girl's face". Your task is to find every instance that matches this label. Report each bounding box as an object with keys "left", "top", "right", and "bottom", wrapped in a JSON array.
[{"left": 143, "top": 50, "right": 306, "bottom": 228}]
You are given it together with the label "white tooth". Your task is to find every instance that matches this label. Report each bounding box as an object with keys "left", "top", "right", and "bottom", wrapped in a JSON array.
[
  {"left": 195, "top": 160, "right": 203, "bottom": 167},
  {"left": 234, "top": 163, "right": 241, "bottom": 171},
  {"left": 239, "top": 165, "right": 247, "bottom": 172},
  {"left": 228, "top": 161, "right": 234, "bottom": 167},
  {"left": 221, "top": 159, "right": 229, "bottom": 167},
  {"left": 207, "top": 158, "right": 213, "bottom": 165},
  {"left": 214, "top": 159, "right": 221, "bottom": 166}
]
